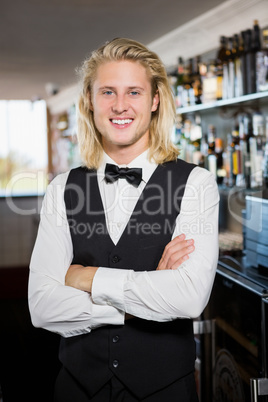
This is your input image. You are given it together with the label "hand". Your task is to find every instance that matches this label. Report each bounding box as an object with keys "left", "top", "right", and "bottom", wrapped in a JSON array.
[
  {"left": 156, "top": 234, "right": 195, "bottom": 270},
  {"left": 65, "top": 264, "right": 98, "bottom": 292}
]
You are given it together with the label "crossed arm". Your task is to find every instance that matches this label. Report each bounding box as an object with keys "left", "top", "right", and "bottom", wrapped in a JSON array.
[
  {"left": 28, "top": 168, "right": 219, "bottom": 337},
  {"left": 65, "top": 234, "right": 195, "bottom": 293}
]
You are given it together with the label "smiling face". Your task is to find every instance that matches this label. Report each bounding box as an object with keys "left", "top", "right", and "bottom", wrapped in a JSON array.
[{"left": 89, "top": 60, "right": 159, "bottom": 163}]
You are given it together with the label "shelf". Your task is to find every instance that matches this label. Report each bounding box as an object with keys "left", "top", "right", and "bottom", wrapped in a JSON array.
[{"left": 176, "top": 91, "right": 268, "bottom": 115}]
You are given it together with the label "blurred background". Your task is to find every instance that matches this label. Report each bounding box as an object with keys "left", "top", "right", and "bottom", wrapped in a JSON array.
[{"left": 1, "top": 0, "right": 268, "bottom": 401}]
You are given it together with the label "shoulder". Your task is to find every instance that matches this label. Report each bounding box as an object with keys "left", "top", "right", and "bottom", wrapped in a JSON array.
[
  {"left": 188, "top": 165, "right": 217, "bottom": 186},
  {"left": 66, "top": 166, "right": 97, "bottom": 185},
  {"left": 185, "top": 166, "right": 220, "bottom": 207},
  {"left": 163, "top": 158, "right": 196, "bottom": 171},
  {"left": 48, "top": 171, "right": 70, "bottom": 188},
  {"left": 157, "top": 158, "right": 196, "bottom": 179}
]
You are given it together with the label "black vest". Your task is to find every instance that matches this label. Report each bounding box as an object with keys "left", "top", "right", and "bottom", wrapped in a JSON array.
[{"left": 60, "top": 159, "right": 196, "bottom": 400}]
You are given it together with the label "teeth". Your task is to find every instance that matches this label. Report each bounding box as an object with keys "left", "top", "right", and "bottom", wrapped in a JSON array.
[{"left": 112, "top": 119, "right": 133, "bottom": 125}]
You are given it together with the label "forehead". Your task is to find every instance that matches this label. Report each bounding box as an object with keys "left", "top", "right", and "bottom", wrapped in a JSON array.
[{"left": 93, "top": 60, "right": 151, "bottom": 88}]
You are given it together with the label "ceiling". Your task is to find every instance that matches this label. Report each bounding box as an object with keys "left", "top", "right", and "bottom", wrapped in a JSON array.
[{"left": 0, "top": 0, "right": 227, "bottom": 101}]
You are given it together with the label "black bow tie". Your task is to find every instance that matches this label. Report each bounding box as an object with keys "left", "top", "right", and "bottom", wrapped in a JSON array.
[{"left": 104, "top": 163, "right": 143, "bottom": 187}]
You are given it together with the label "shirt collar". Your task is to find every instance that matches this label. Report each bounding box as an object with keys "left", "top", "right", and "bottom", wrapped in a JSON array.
[{"left": 97, "top": 149, "right": 157, "bottom": 184}]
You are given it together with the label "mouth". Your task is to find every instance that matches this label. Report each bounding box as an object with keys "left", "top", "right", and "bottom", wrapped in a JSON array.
[{"left": 110, "top": 118, "right": 134, "bottom": 128}]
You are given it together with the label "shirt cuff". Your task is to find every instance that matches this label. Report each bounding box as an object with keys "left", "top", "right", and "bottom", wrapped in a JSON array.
[{"left": 92, "top": 267, "right": 129, "bottom": 311}]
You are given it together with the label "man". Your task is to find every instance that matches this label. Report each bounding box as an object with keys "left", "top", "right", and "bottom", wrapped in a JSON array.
[{"left": 29, "top": 38, "right": 219, "bottom": 402}]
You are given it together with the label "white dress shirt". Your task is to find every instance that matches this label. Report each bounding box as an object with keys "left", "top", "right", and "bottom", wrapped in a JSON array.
[{"left": 29, "top": 151, "right": 219, "bottom": 338}]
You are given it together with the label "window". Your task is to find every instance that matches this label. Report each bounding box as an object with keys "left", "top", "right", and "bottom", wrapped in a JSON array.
[{"left": 0, "top": 100, "right": 48, "bottom": 196}]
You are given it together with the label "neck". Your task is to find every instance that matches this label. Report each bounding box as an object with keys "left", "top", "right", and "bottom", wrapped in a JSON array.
[{"left": 103, "top": 141, "right": 149, "bottom": 165}]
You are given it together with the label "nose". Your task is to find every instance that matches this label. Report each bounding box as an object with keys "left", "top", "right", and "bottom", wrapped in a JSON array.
[{"left": 111, "top": 94, "right": 129, "bottom": 114}]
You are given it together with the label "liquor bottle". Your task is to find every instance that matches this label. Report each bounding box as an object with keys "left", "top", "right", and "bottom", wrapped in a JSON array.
[
  {"left": 190, "top": 114, "right": 202, "bottom": 142},
  {"left": 215, "top": 36, "right": 228, "bottom": 100},
  {"left": 202, "top": 60, "right": 218, "bottom": 103},
  {"left": 178, "top": 59, "right": 195, "bottom": 107},
  {"left": 233, "top": 34, "right": 244, "bottom": 97},
  {"left": 246, "top": 21, "right": 262, "bottom": 94},
  {"left": 227, "top": 37, "right": 236, "bottom": 98},
  {"left": 241, "top": 31, "right": 249, "bottom": 95},
  {"left": 207, "top": 125, "right": 217, "bottom": 177},
  {"left": 185, "top": 59, "right": 196, "bottom": 106},
  {"left": 256, "top": 29, "right": 268, "bottom": 92},
  {"left": 191, "top": 56, "right": 202, "bottom": 104},
  {"left": 175, "top": 57, "right": 185, "bottom": 108},
  {"left": 200, "top": 134, "right": 209, "bottom": 169},
  {"left": 189, "top": 115, "right": 203, "bottom": 165},
  {"left": 238, "top": 113, "right": 249, "bottom": 187},
  {"left": 215, "top": 138, "right": 226, "bottom": 184},
  {"left": 220, "top": 36, "right": 230, "bottom": 99},
  {"left": 223, "top": 133, "right": 236, "bottom": 187},
  {"left": 242, "top": 113, "right": 253, "bottom": 188},
  {"left": 250, "top": 112, "right": 265, "bottom": 187},
  {"left": 252, "top": 19, "right": 262, "bottom": 52},
  {"left": 245, "top": 29, "right": 255, "bottom": 94},
  {"left": 231, "top": 122, "right": 243, "bottom": 185}
]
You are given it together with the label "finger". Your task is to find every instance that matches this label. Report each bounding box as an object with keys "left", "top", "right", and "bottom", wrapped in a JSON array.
[
  {"left": 168, "top": 244, "right": 195, "bottom": 269},
  {"left": 160, "top": 238, "right": 194, "bottom": 269},
  {"left": 157, "top": 242, "right": 194, "bottom": 270},
  {"left": 159, "top": 241, "right": 195, "bottom": 270},
  {"left": 163, "top": 234, "right": 186, "bottom": 252},
  {"left": 160, "top": 235, "right": 186, "bottom": 264}
]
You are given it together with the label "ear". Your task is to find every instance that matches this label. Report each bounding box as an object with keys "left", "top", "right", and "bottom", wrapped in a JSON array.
[{"left": 151, "top": 91, "right": 159, "bottom": 112}]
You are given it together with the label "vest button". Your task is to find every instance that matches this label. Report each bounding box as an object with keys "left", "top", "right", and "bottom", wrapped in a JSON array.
[
  {"left": 111, "top": 255, "right": 120, "bottom": 263},
  {"left": 112, "top": 335, "right": 119, "bottom": 343},
  {"left": 113, "top": 359, "right": 119, "bottom": 368}
]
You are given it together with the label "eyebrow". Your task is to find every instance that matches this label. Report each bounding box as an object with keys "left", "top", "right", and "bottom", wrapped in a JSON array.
[{"left": 98, "top": 86, "right": 145, "bottom": 92}]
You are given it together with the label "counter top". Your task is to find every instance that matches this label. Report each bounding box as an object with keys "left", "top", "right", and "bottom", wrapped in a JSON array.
[{"left": 217, "top": 255, "right": 268, "bottom": 296}]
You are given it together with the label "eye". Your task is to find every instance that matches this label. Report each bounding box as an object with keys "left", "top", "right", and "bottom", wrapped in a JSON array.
[
  {"left": 129, "top": 91, "right": 140, "bottom": 96},
  {"left": 103, "top": 90, "right": 114, "bottom": 96}
]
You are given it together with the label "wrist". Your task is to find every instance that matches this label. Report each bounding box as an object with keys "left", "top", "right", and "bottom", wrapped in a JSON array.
[
  {"left": 65, "top": 264, "right": 99, "bottom": 293},
  {"left": 84, "top": 266, "right": 99, "bottom": 293}
]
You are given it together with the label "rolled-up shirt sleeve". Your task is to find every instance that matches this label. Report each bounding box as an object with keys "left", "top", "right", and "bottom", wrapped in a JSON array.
[
  {"left": 28, "top": 172, "right": 124, "bottom": 338},
  {"left": 92, "top": 167, "right": 219, "bottom": 321}
]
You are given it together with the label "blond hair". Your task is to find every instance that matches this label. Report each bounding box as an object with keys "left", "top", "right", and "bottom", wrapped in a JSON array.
[{"left": 77, "top": 38, "right": 179, "bottom": 169}]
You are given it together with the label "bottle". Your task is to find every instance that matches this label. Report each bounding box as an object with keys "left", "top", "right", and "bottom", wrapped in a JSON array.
[
  {"left": 200, "top": 134, "right": 209, "bottom": 169},
  {"left": 186, "top": 59, "right": 196, "bottom": 106},
  {"left": 246, "top": 21, "right": 262, "bottom": 94},
  {"left": 190, "top": 115, "right": 203, "bottom": 165},
  {"left": 231, "top": 122, "right": 243, "bottom": 185},
  {"left": 241, "top": 31, "right": 249, "bottom": 95},
  {"left": 207, "top": 125, "right": 217, "bottom": 177},
  {"left": 250, "top": 112, "right": 265, "bottom": 187},
  {"left": 222, "top": 134, "right": 230, "bottom": 186},
  {"left": 238, "top": 113, "right": 250, "bottom": 187},
  {"left": 184, "top": 118, "right": 196, "bottom": 162},
  {"left": 215, "top": 138, "right": 226, "bottom": 184},
  {"left": 223, "top": 133, "right": 236, "bottom": 187},
  {"left": 175, "top": 57, "right": 185, "bottom": 108},
  {"left": 256, "top": 29, "right": 268, "bottom": 92},
  {"left": 215, "top": 36, "right": 228, "bottom": 100},
  {"left": 191, "top": 56, "right": 202, "bottom": 104},
  {"left": 252, "top": 19, "right": 262, "bottom": 52},
  {"left": 179, "top": 59, "right": 194, "bottom": 107},
  {"left": 202, "top": 60, "right": 218, "bottom": 103},
  {"left": 243, "top": 114, "right": 253, "bottom": 188},
  {"left": 233, "top": 34, "right": 244, "bottom": 97},
  {"left": 245, "top": 29, "right": 255, "bottom": 94},
  {"left": 227, "top": 37, "right": 236, "bottom": 98}
]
